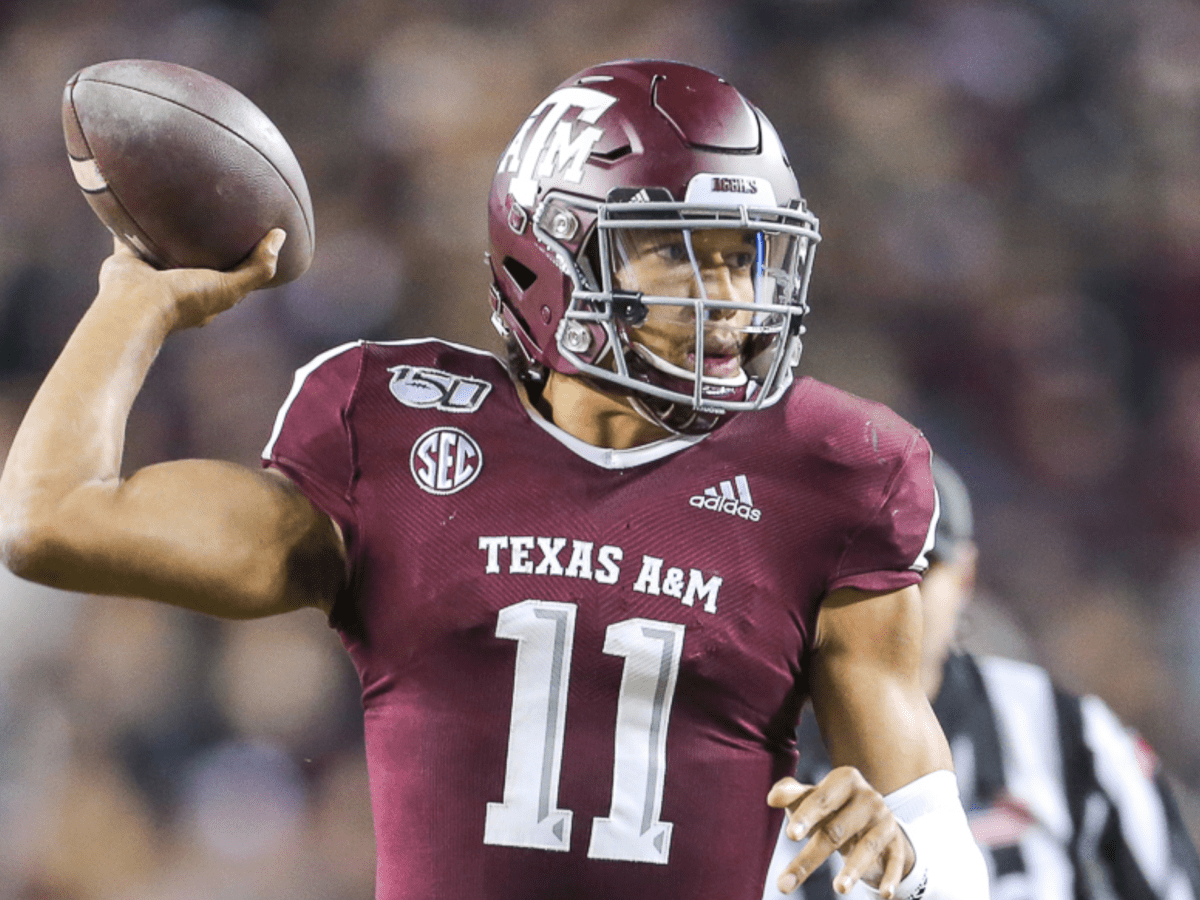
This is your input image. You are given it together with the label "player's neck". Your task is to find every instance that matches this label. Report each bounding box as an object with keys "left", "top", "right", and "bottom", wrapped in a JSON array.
[{"left": 538, "top": 371, "right": 673, "bottom": 450}]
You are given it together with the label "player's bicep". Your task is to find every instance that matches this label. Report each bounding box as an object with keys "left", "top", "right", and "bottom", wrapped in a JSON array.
[
  {"left": 19, "top": 458, "right": 344, "bottom": 619},
  {"left": 809, "top": 585, "right": 952, "bottom": 792}
]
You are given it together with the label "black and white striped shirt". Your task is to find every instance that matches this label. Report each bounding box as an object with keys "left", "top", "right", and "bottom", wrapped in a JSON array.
[{"left": 763, "top": 653, "right": 1200, "bottom": 900}]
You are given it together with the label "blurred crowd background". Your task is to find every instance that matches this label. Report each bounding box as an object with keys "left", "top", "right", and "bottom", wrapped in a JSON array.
[{"left": 0, "top": 0, "right": 1199, "bottom": 896}]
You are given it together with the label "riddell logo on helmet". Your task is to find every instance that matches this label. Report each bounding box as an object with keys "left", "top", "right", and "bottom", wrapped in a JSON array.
[
  {"left": 689, "top": 475, "right": 762, "bottom": 522},
  {"left": 711, "top": 176, "right": 758, "bottom": 194}
]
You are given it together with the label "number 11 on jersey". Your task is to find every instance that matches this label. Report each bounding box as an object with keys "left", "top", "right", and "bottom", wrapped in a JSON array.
[{"left": 483, "top": 600, "right": 686, "bottom": 864}]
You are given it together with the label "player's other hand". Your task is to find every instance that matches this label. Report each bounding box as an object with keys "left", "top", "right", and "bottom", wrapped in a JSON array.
[
  {"left": 97, "top": 228, "right": 286, "bottom": 332},
  {"left": 767, "top": 766, "right": 915, "bottom": 897}
]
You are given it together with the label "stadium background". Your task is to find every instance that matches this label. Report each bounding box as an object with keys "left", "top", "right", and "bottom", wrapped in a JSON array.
[{"left": 1, "top": 0, "right": 1199, "bottom": 896}]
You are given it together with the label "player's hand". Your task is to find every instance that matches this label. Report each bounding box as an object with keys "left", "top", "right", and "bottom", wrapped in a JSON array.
[
  {"left": 767, "top": 767, "right": 915, "bottom": 897},
  {"left": 97, "top": 228, "right": 286, "bottom": 332}
]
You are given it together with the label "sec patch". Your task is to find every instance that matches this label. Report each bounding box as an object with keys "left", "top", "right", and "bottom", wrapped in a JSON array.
[{"left": 410, "top": 427, "right": 483, "bottom": 495}]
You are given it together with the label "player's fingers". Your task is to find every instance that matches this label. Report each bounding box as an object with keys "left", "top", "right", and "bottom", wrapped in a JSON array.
[
  {"left": 875, "top": 836, "right": 910, "bottom": 900},
  {"left": 785, "top": 767, "right": 859, "bottom": 840},
  {"left": 97, "top": 236, "right": 154, "bottom": 292},
  {"left": 163, "top": 231, "right": 283, "bottom": 329},
  {"left": 185, "top": 229, "right": 285, "bottom": 326},
  {"left": 831, "top": 817, "right": 898, "bottom": 894},
  {"left": 767, "top": 777, "right": 814, "bottom": 810},
  {"left": 777, "top": 786, "right": 884, "bottom": 893},
  {"left": 229, "top": 228, "right": 286, "bottom": 291},
  {"left": 810, "top": 787, "right": 882, "bottom": 851},
  {"left": 101, "top": 234, "right": 146, "bottom": 267},
  {"left": 776, "top": 827, "right": 840, "bottom": 894},
  {"left": 211, "top": 228, "right": 285, "bottom": 301}
]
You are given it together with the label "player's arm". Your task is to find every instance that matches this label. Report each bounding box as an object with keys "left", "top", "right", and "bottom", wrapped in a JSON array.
[
  {"left": 769, "top": 584, "right": 988, "bottom": 899},
  {"left": 0, "top": 232, "right": 345, "bottom": 619}
]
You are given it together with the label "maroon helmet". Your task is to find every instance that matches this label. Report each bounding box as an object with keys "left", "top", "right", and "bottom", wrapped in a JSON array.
[{"left": 487, "top": 59, "right": 820, "bottom": 434}]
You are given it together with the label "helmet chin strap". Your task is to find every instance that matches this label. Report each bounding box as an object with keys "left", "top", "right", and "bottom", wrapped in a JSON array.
[
  {"left": 620, "top": 349, "right": 757, "bottom": 436},
  {"left": 559, "top": 345, "right": 759, "bottom": 438},
  {"left": 628, "top": 394, "right": 725, "bottom": 436}
]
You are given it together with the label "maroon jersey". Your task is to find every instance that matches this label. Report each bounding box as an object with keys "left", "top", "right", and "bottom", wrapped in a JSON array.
[{"left": 262, "top": 339, "right": 936, "bottom": 900}]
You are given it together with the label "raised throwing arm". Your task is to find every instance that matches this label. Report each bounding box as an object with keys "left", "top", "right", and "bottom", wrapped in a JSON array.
[{"left": 0, "top": 232, "right": 345, "bottom": 619}]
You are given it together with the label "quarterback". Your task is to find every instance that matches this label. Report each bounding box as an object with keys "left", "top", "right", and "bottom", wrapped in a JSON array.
[{"left": 0, "top": 60, "right": 988, "bottom": 899}]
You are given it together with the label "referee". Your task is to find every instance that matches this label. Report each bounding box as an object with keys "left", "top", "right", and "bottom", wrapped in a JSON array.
[{"left": 764, "top": 457, "right": 1200, "bottom": 900}]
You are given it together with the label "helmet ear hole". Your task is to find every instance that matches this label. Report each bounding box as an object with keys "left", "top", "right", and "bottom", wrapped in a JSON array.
[{"left": 502, "top": 256, "right": 537, "bottom": 293}]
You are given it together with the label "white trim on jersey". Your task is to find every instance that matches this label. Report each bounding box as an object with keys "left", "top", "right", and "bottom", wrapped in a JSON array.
[
  {"left": 909, "top": 481, "right": 939, "bottom": 573},
  {"left": 371, "top": 335, "right": 503, "bottom": 360},
  {"left": 262, "top": 340, "right": 363, "bottom": 461},
  {"left": 379, "top": 338, "right": 715, "bottom": 469},
  {"left": 524, "top": 406, "right": 706, "bottom": 470},
  {"left": 263, "top": 336, "right": 706, "bottom": 471}
]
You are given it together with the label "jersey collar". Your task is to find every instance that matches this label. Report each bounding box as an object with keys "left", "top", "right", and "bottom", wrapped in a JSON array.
[{"left": 524, "top": 405, "right": 706, "bottom": 469}]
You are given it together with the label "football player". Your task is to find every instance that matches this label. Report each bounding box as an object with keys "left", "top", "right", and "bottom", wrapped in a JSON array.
[{"left": 0, "top": 60, "right": 987, "bottom": 899}]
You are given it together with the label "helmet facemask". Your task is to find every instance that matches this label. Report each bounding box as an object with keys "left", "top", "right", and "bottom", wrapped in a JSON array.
[{"left": 549, "top": 179, "right": 820, "bottom": 435}]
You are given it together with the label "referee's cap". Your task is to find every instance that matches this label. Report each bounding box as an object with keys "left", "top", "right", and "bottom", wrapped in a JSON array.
[{"left": 930, "top": 456, "right": 974, "bottom": 564}]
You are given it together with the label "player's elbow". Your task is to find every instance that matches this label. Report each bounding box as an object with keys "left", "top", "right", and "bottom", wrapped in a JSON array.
[
  {"left": 0, "top": 506, "right": 68, "bottom": 583},
  {"left": 0, "top": 523, "right": 31, "bottom": 577},
  {"left": 0, "top": 467, "right": 76, "bottom": 581},
  {"left": 0, "top": 487, "right": 110, "bottom": 589}
]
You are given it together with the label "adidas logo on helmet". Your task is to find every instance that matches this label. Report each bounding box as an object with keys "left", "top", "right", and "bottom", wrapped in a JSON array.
[{"left": 689, "top": 475, "right": 762, "bottom": 522}]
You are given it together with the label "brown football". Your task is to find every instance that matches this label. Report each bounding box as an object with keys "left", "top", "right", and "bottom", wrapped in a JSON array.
[{"left": 62, "top": 59, "right": 314, "bottom": 287}]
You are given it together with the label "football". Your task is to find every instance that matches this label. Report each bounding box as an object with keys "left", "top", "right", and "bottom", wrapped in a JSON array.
[{"left": 62, "top": 59, "right": 314, "bottom": 287}]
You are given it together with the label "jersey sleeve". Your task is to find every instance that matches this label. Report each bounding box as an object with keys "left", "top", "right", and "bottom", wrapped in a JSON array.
[
  {"left": 261, "top": 340, "right": 364, "bottom": 538},
  {"left": 827, "top": 430, "right": 937, "bottom": 595}
]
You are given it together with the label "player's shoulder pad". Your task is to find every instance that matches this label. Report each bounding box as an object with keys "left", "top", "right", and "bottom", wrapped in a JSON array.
[
  {"left": 777, "top": 376, "right": 926, "bottom": 463},
  {"left": 262, "top": 340, "right": 365, "bottom": 464},
  {"left": 362, "top": 337, "right": 509, "bottom": 382}
]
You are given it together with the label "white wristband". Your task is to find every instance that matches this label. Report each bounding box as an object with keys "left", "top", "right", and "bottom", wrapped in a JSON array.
[{"left": 862, "top": 770, "right": 986, "bottom": 900}]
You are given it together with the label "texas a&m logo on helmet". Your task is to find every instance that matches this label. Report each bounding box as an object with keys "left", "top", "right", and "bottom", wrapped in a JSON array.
[{"left": 495, "top": 86, "right": 618, "bottom": 208}]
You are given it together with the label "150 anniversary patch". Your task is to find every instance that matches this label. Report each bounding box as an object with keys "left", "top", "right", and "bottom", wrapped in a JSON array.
[{"left": 389, "top": 365, "right": 492, "bottom": 413}]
